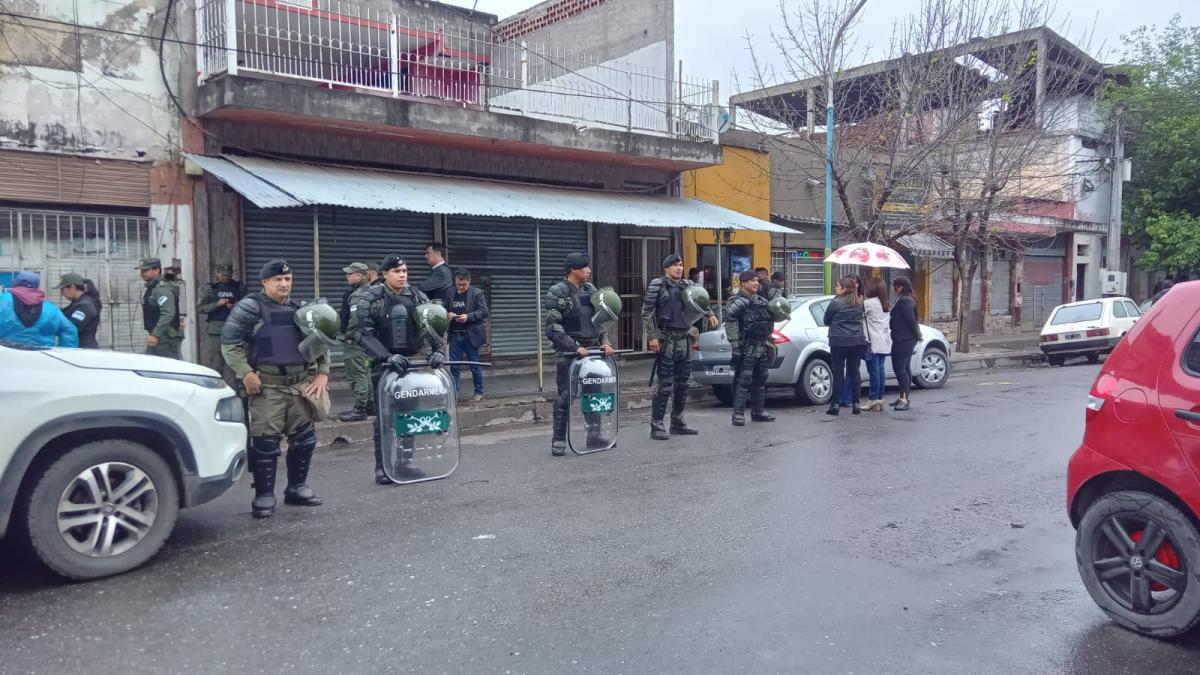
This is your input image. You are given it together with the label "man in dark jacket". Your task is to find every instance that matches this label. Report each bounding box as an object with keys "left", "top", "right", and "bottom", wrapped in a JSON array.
[
  {"left": 725, "top": 270, "right": 776, "bottom": 426},
  {"left": 420, "top": 242, "right": 453, "bottom": 305},
  {"left": 197, "top": 263, "right": 245, "bottom": 378},
  {"left": 446, "top": 268, "right": 489, "bottom": 401}
]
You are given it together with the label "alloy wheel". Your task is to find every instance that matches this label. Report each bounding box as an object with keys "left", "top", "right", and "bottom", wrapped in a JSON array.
[
  {"left": 920, "top": 351, "right": 947, "bottom": 384},
  {"left": 809, "top": 362, "right": 832, "bottom": 400},
  {"left": 1093, "top": 514, "right": 1188, "bottom": 615},
  {"left": 56, "top": 462, "right": 159, "bottom": 558}
]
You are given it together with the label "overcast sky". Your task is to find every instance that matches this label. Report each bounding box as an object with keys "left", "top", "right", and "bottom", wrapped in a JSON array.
[{"left": 441, "top": 0, "right": 1198, "bottom": 101}]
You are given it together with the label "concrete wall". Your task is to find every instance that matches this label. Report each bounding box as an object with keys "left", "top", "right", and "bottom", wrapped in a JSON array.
[
  {"left": 496, "top": 0, "right": 672, "bottom": 73},
  {"left": 0, "top": 0, "right": 179, "bottom": 162},
  {"left": 683, "top": 139, "right": 772, "bottom": 275}
]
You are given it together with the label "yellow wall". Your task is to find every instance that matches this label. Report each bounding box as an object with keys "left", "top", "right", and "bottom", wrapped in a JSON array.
[{"left": 683, "top": 145, "right": 773, "bottom": 287}]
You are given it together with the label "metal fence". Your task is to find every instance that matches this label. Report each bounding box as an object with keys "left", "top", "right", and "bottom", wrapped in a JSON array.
[
  {"left": 196, "top": 0, "right": 719, "bottom": 141},
  {"left": 0, "top": 208, "right": 155, "bottom": 353}
]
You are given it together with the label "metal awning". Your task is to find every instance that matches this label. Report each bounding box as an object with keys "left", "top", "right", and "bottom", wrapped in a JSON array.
[
  {"left": 185, "top": 154, "right": 795, "bottom": 234},
  {"left": 897, "top": 232, "right": 955, "bottom": 259}
]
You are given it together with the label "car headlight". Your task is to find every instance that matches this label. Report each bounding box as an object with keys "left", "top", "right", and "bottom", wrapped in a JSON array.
[
  {"left": 215, "top": 395, "right": 246, "bottom": 423},
  {"left": 136, "top": 370, "right": 225, "bottom": 389}
]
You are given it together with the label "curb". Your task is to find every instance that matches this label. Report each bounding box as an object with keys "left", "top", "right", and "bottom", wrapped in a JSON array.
[{"left": 950, "top": 351, "right": 1043, "bottom": 373}]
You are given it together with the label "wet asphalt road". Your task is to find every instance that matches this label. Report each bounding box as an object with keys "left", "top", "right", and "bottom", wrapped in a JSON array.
[{"left": 4, "top": 364, "right": 1200, "bottom": 674}]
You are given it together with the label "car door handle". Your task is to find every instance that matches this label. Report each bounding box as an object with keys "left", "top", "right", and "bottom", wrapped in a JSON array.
[{"left": 1176, "top": 409, "right": 1200, "bottom": 423}]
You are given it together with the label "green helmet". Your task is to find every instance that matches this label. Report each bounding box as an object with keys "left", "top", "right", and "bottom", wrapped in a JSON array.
[
  {"left": 414, "top": 303, "right": 449, "bottom": 342},
  {"left": 295, "top": 300, "right": 339, "bottom": 362},
  {"left": 590, "top": 286, "right": 622, "bottom": 332},
  {"left": 681, "top": 284, "right": 711, "bottom": 324},
  {"left": 767, "top": 295, "right": 791, "bottom": 322}
]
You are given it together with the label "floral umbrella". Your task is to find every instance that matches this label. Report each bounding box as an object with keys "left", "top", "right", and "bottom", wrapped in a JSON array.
[{"left": 828, "top": 242, "right": 911, "bottom": 269}]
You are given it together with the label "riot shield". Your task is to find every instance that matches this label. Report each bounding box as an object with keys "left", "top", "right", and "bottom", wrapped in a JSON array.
[
  {"left": 375, "top": 367, "right": 460, "bottom": 484},
  {"left": 567, "top": 354, "right": 619, "bottom": 455}
]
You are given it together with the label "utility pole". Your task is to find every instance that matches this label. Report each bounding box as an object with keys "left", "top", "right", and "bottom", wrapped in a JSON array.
[
  {"left": 824, "top": 0, "right": 868, "bottom": 293},
  {"left": 1106, "top": 104, "right": 1126, "bottom": 278}
]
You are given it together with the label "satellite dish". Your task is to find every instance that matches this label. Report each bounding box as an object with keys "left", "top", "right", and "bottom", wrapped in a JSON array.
[{"left": 716, "top": 106, "right": 732, "bottom": 134}]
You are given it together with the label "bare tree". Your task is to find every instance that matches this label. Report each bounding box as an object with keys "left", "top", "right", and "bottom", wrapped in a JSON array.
[{"left": 737, "top": 0, "right": 1109, "bottom": 352}]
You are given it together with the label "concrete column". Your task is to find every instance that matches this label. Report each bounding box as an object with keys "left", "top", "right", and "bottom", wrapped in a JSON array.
[
  {"left": 1035, "top": 35, "right": 1047, "bottom": 128},
  {"left": 980, "top": 246, "right": 994, "bottom": 326},
  {"left": 1010, "top": 253, "right": 1023, "bottom": 328}
]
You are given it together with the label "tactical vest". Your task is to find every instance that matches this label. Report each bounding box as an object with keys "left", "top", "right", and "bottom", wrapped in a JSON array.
[
  {"left": 741, "top": 300, "right": 775, "bottom": 341},
  {"left": 378, "top": 290, "right": 420, "bottom": 356},
  {"left": 340, "top": 283, "right": 364, "bottom": 332},
  {"left": 449, "top": 292, "right": 469, "bottom": 333},
  {"left": 657, "top": 281, "right": 690, "bottom": 332},
  {"left": 208, "top": 281, "right": 241, "bottom": 323},
  {"left": 248, "top": 299, "right": 306, "bottom": 368},
  {"left": 142, "top": 280, "right": 179, "bottom": 332},
  {"left": 562, "top": 287, "right": 600, "bottom": 341}
]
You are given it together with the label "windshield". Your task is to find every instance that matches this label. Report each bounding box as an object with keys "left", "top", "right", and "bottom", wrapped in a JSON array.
[{"left": 1050, "top": 303, "right": 1102, "bottom": 326}]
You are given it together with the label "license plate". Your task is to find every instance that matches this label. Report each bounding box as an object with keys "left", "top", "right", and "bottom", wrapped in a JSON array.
[
  {"left": 709, "top": 366, "right": 731, "bottom": 375},
  {"left": 1064, "top": 333, "right": 1083, "bottom": 340}
]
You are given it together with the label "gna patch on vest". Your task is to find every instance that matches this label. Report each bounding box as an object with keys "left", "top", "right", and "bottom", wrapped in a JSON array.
[{"left": 393, "top": 386, "right": 449, "bottom": 399}]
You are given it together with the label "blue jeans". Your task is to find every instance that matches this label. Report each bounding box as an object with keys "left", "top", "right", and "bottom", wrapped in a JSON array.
[
  {"left": 449, "top": 332, "right": 484, "bottom": 396},
  {"left": 838, "top": 357, "right": 859, "bottom": 405},
  {"left": 865, "top": 353, "right": 888, "bottom": 401}
]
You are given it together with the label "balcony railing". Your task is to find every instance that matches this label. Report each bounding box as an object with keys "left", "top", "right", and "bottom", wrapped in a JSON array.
[{"left": 196, "top": 0, "right": 719, "bottom": 142}]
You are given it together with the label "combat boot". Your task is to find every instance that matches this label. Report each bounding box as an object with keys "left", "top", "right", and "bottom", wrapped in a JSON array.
[
  {"left": 731, "top": 382, "right": 749, "bottom": 427},
  {"left": 373, "top": 445, "right": 391, "bottom": 484},
  {"left": 249, "top": 439, "right": 280, "bottom": 519},
  {"left": 650, "top": 392, "right": 670, "bottom": 440},
  {"left": 551, "top": 412, "right": 568, "bottom": 456},
  {"left": 670, "top": 416, "right": 699, "bottom": 435},
  {"left": 338, "top": 402, "right": 368, "bottom": 422},
  {"left": 751, "top": 412, "right": 776, "bottom": 422},
  {"left": 283, "top": 430, "right": 323, "bottom": 507}
]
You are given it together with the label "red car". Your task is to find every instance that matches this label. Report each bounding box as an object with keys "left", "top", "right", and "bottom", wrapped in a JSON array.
[{"left": 1068, "top": 281, "right": 1200, "bottom": 638}]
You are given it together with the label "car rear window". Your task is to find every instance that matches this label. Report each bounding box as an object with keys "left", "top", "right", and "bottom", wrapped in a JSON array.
[
  {"left": 1186, "top": 330, "right": 1200, "bottom": 376},
  {"left": 1124, "top": 301, "right": 1141, "bottom": 317},
  {"left": 1113, "top": 302, "right": 1128, "bottom": 318},
  {"left": 1050, "top": 303, "right": 1102, "bottom": 326},
  {"left": 810, "top": 300, "right": 829, "bottom": 326}
]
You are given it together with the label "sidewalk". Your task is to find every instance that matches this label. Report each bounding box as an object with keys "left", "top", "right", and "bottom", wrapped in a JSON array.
[{"left": 314, "top": 335, "right": 1045, "bottom": 446}]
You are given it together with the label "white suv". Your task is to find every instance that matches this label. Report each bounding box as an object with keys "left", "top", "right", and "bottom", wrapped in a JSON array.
[{"left": 0, "top": 341, "right": 247, "bottom": 580}]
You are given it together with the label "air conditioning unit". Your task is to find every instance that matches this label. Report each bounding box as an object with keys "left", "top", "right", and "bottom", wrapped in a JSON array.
[{"left": 1101, "top": 270, "right": 1127, "bottom": 296}]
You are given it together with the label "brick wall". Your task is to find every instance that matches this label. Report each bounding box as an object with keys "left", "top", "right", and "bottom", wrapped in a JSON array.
[{"left": 495, "top": 0, "right": 610, "bottom": 43}]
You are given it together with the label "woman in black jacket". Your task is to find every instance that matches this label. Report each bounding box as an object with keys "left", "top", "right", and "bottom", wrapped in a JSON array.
[
  {"left": 824, "top": 276, "right": 867, "bottom": 416},
  {"left": 889, "top": 277, "right": 921, "bottom": 411},
  {"left": 58, "top": 273, "right": 102, "bottom": 348}
]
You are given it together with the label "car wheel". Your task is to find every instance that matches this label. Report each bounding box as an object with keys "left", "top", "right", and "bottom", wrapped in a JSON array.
[
  {"left": 1047, "top": 354, "right": 1066, "bottom": 367},
  {"left": 1087, "top": 352, "right": 1101, "bottom": 364},
  {"left": 24, "top": 440, "right": 180, "bottom": 581},
  {"left": 796, "top": 358, "right": 833, "bottom": 406},
  {"left": 913, "top": 348, "right": 949, "bottom": 389},
  {"left": 712, "top": 384, "right": 733, "bottom": 407},
  {"left": 1076, "top": 490, "right": 1200, "bottom": 638}
]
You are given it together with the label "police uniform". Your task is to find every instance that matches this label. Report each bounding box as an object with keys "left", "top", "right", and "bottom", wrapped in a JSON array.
[
  {"left": 349, "top": 254, "right": 444, "bottom": 484},
  {"left": 197, "top": 263, "right": 245, "bottom": 378},
  {"left": 338, "top": 262, "right": 375, "bottom": 422},
  {"left": 58, "top": 272, "right": 101, "bottom": 349},
  {"left": 641, "top": 253, "right": 714, "bottom": 440},
  {"left": 725, "top": 272, "right": 777, "bottom": 426},
  {"left": 221, "top": 259, "right": 327, "bottom": 518},
  {"left": 768, "top": 286, "right": 788, "bottom": 301},
  {"left": 543, "top": 252, "right": 611, "bottom": 455},
  {"left": 139, "top": 257, "right": 183, "bottom": 359}
]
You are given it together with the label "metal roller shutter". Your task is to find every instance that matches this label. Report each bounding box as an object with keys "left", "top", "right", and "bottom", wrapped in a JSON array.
[
  {"left": 991, "top": 261, "right": 1010, "bottom": 315},
  {"left": 1025, "top": 257, "right": 1064, "bottom": 327},
  {"left": 446, "top": 217, "right": 587, "bottom": 356},
  {"left": 931, "top": 261, "right": 954, "bottom": 319}
]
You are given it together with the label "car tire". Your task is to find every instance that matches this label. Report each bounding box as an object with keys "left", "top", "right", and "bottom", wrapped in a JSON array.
[
  {"left": 712, "top": 384, "right": 733, "bottom": 407},
  {"left": 1087, "top": 352, "right": 1101, "bottom": 364},
  {"left": 795, "top": 358, "right": 833, "bottom": 406},
  {"left": 1047, "top": 354, "right": 1066, "bottom": 367},
  {"left": 1076, "top": 490, "right": 1200, "bottom": 638},
  {"left": 913, "top": 347, "right": 950, "bottom": 389},
  {"left": 23, "top": 440, "right": 180, "bottom": 581}
]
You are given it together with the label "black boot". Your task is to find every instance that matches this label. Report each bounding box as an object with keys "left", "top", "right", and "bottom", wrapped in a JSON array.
[
  {"left": 826, "top": 403, "right": 840, "bottom": 416},
  {"left": 650, "top": 390, "right": 670, "bottom": 440},
  {"left": 669, "top": 416, "right": 699, "bottom": 435},
  {"left": 852, "top": 402, "right": 862, "bottom": 415},
  {"left": 338, "top": 402, "right": 368, "bottom": 422},
  {"left": 751, "top": 411, "right": 776, "bottom": 422},
  {"left": 732, "top": 376, "right": 750, "bottom": 426},
  {"left": 249, "top": 438, "right": 279, "bottom": 519},
  {"left": 283, "top": 428, "right": 323, "bottom": 506},
  {"left": 551, "top": 411, "right": 567, "bottom": 456},
  {"left": 373, "top": 443, "right": 391, "bottom": 485}
]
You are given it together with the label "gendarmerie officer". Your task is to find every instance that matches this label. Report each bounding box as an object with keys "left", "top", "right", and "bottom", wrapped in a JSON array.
[
  {"left": 641, "top": 253, "right": 718, "bottom": 440},
  {"left": 338, "top": 262, "right": 375, "bottom": 422},
  {"left": 725, "top": 270, "right": 777, "bottom": 427},
  {"left": 138, "top": 257, "right": 183, "bottom": 359},
  {"left": 198, "top": 262, "right": 245, "bottom": 379},
  {"left": 349, "top": 254, "right": 446, "bottom": 484},
  {"left": 543, "top": 252, "right": 614, "bottom": 456},
  {"left": 222, "top": 259, "right": 328, "bottom": 518},
  {"left": 58, "top": 273, "right": 101, "bottom": 349}
]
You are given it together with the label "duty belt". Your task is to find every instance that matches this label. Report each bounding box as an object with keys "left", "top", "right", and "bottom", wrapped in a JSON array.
[
  {"left": 257, "top": 366, "right": 312, "bottom": 384},
  {"left": 657, "top": 327, "right": 691, "bottom": 336}
]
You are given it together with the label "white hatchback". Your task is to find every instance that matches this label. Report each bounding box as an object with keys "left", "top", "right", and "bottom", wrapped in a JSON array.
[{"left": 1039, "top": 297, "right": 1142, "bottom": 366}]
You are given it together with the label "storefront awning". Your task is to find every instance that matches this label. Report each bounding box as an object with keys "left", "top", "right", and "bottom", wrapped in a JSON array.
[
  {"left": 185, "top": 154, "right": 795, "bottom": 234},
  {"left": 897, "top": 232, "right": 955, "bottom": 259}
]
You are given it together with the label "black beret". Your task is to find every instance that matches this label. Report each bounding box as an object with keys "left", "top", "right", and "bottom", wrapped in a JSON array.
[
  {"left": 662, "top": 253, "right": 683, "bottom": 268},
  {"left": 564, "top": 252, "right": 591, "bottom": 271},
  {"left": 739, "top": 270, "right": 758, "bottom": 283},
  {"left": 259, "top": 259, "right": 292, "bottom": 280},
  {"left": 380, "top": 254, "right": 406, "bottom": 272}
]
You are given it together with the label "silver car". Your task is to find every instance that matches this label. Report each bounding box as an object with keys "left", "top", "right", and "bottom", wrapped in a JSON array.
[{"left": 691, "top": 295, "right": 953, "bottom": 406}]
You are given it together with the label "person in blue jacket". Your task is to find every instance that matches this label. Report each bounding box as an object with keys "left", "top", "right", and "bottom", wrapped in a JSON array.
[{"left": 0, "top": 271, "right": 79, "bottom": 348}]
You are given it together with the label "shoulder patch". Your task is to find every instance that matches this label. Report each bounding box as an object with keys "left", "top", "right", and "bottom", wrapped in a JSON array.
[
  {"left": 157, "top": 295, "right": 168, "bottom": 306},
  {"left": 71, "top": 310, "right": 86, "bottom": 321}
]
